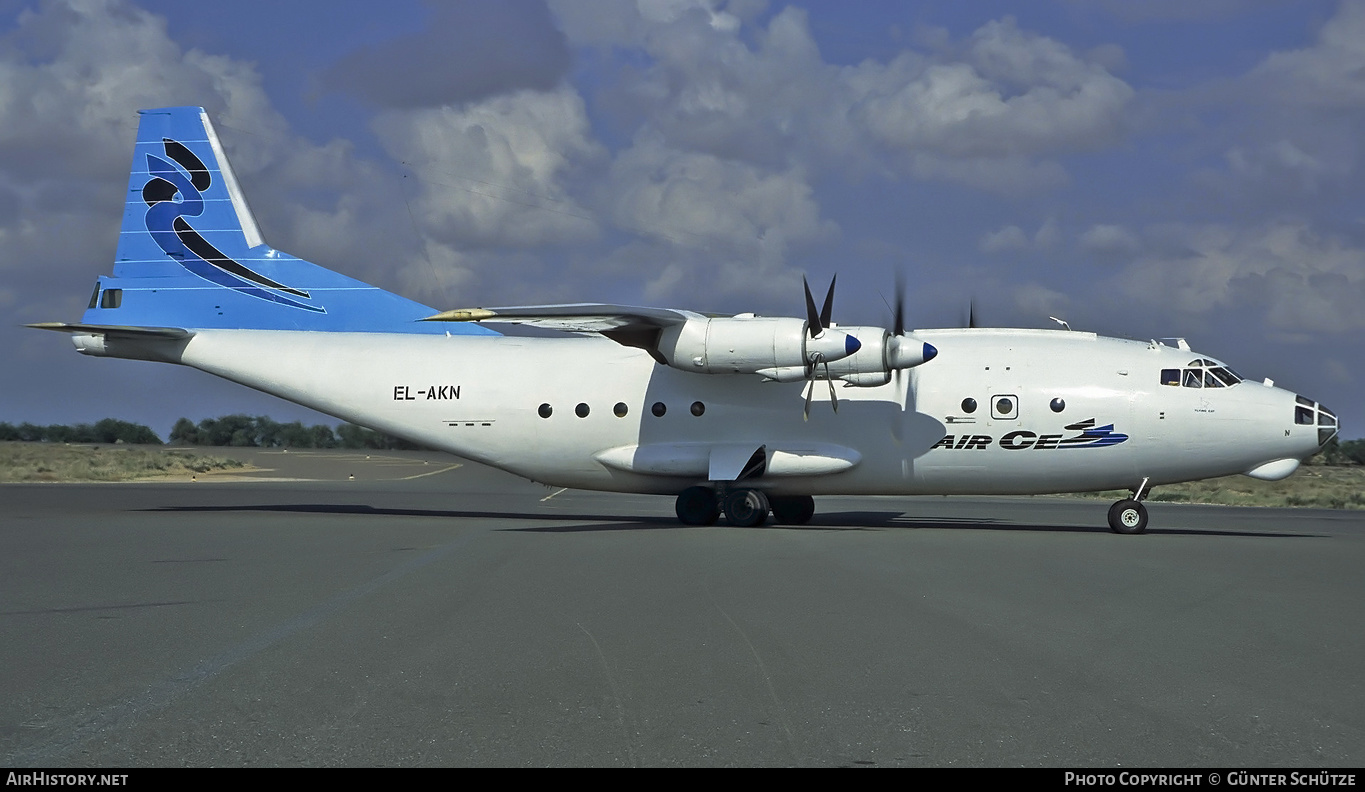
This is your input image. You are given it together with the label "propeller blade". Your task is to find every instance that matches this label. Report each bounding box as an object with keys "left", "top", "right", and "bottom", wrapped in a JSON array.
[
  {"left": 968, "top": 298, "right": 978, "bottom": 330},
  {"left": 824, "top": 357, "right": 838, "bottom": 413},
  {"left": 819, "top": 275, "right": 837, "bottom": 331},
  {"left": 803, "top": 276, "right": 822, "bottom": 338},
  {"left": 892, "top": 273, "right": 905, "bottom": 337},
  {"left": 802, "top": 352, "right": 821, "bottom": 421}
]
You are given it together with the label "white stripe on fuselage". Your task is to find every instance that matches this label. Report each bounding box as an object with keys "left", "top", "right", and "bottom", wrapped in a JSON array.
[{"left": 173, "top": 328, "right": 1318, "bottom": 495}]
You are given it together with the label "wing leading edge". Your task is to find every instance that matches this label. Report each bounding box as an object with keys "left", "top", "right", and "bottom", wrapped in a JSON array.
[{"left": 423, "top": 303, "right": 709, "bottom": 362}]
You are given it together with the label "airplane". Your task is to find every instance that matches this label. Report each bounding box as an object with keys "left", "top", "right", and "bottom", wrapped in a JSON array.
[{"left": 29, "top": 106, "right": 1341, "bottom": 534}]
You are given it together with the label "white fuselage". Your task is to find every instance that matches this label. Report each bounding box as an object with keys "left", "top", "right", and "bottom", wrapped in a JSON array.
[{"left": 113, "top": 326, "right": 1322, "bottom": 497}]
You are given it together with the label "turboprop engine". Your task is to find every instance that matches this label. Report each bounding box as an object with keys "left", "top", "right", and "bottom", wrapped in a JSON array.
[
  {"left": 657, "top": 315, "right": 860, "bottom": 375},
  {"left": 757, "top": 326, "right": 937, "bottom": 386}
]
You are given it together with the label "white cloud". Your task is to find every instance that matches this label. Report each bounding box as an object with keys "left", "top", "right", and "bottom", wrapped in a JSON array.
[
  {"left": 1078, "top": 224, "right": 1140, "bottom": 256},
  {"left": 980, "top": 224, "right": 1030, "bottom": 253},
  {"left": 606, "top": 132, "right": 836, "bottom": 296},
  {"left": 1112, "top": 222, "right": 1365, "bottom": 333},
  {"left": 1013, "top": 283, "right": 1070, "bottom": 319},
  {"left": 848, "top": 18, "right": 1132, "bottom": 160},
  {"left": 551, "top": 4, "right": 1132, "bottom": 195},
  {"left": 980, "top": 217, "right": 1063, "bottom": 253},
  {"left": 371, "top": 87, "right": 603, "bottom": 250},
  {"left": 1252, "top": 1, "right": 1365, "bottom": 107}
]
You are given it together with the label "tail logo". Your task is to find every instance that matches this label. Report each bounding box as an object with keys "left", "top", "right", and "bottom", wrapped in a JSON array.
[{"left": 142, "top": 138, "right": 324, "bottom": 313}]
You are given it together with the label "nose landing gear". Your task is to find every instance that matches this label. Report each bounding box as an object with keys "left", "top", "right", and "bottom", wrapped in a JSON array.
[{"left": 1108, "top": 477, "right": 1150, "bottom": 534}]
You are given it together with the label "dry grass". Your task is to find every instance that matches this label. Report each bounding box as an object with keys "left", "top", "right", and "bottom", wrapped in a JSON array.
[
  {"left": 0, "top": 442, "right": 248, "bottom": 482},
  {"left": 1061, "top": 465, "right": 1365, "bottom": 510}
]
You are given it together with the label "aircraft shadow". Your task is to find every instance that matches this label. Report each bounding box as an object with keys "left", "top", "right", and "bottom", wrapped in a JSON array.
[
  {"left": 147, "top": 504, "right": 1321, "bottom": 537},
  {"left": 148, "top": 503, "right": 683, "bottom": 532},
  {"left": 818, "top": 511, "right": 1322, "bottom": 538}
]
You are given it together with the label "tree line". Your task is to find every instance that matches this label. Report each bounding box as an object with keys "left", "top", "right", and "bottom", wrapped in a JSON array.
[
  {"left": 168, "top": 415, "right": 422, "bottom": 450},
  {"left": 1, "top": 415, "right": 422, "bottom": 450},
  {"left": 0, "top": 419, "right": 162, "bottom": 445}
]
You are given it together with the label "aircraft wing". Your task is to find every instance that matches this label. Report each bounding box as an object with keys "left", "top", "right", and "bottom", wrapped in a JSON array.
[
  {"left": 422, "top": 303, "right": 699, "bottom": 333},
  {"left": 422, "top": 303, "right": 707, "bottom": 363}
]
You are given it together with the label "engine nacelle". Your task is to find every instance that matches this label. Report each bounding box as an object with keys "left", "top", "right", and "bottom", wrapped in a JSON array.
[
  {"left": 658, "top": 316, "right": 860, "bottom": 375},
  {"left": 756, "top": 327, "right": 937, "bottom": 386}
]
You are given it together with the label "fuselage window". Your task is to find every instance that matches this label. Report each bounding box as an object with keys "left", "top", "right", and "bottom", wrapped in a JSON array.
[
  {"left": 1050, "top": 398, "right": 1065, "bottom": 413},
  {"left": 1182, "top": 369, "right": 1202, "bottom": 388},
  {"left": 537, "top": 403, "right": 552, "bottom": 419},
  {"left": 691, "top": 401, "right": 706, "bottom": 416},
  {"left": 1161, "top": 369, "right": 1180, "bottom": 386},
  {"left": 613, "top": 402, "right": 628, "bottom": 417},
  {"left": 575, "top": 402, "right": 590, "bottom": 418},
  {"left": 961, "top": 398, "right": 977, "bottom": 414},
  {"left": 651, "top": 402, "right": 667, "bottom": 417}
]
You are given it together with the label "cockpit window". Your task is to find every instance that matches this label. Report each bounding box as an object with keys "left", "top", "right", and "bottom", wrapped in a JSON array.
[
  {"left": 1168, "top": 360, "right": 1241, "bottom": 388},
  {"left": 1296, "top": 406, "right": 1315, "bottom": 425},
  {"left": 1319, "top": 406, "right": 1338, "bottom": 426},
  {"left": 1210, "top": 367, "right": 1240, "bottom": 386}
]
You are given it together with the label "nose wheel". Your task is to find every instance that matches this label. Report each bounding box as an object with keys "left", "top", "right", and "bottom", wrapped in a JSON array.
[{"left": 1107, "top": 499, "right": 1148, "bottom": 534}]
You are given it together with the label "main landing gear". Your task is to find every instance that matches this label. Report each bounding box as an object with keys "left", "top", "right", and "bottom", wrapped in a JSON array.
[
  {"left": 1108, "top": 477, "right": 1150, "bottom": 535},
  {"left": 674, "top": 486, "right": 815, "bottom": 527}
]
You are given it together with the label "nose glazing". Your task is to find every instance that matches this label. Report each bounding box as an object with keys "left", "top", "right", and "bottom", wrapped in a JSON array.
[{"left": 1317, "top": 402, "right": 1338, "bottom": 447}]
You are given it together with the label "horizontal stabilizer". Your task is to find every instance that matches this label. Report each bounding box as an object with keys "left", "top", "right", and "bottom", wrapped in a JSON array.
[{"left": 26, "top": 322, "right": 193, "bottom": 340}]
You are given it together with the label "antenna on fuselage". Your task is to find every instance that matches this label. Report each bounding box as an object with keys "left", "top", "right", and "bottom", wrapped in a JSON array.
[{"left": 1049, "top": 316, "right": 1071, "bottom": 331}]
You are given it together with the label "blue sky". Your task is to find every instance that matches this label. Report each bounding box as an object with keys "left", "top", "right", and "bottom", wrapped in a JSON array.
[{"left": 2, "top": 0, "right": 1361, "bottom": 438}]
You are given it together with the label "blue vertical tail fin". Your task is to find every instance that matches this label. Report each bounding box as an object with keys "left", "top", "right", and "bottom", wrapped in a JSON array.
[{"left": 81, "top": 106, "right": 490, "bottom": 335}]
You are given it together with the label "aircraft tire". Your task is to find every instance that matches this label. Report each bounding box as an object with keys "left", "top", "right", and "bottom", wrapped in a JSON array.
[
  {"left": 770, "top": 495, "right": 815, "bottom": 525},
  {"left": 676, "top": 486, "right": 719, "bottom": 526},
  {"left": 1108, "top": 499, "right": 1148, "bottom": 534},
  {"left": 724, "top": 488, "right": 770, "bottom": 528}
]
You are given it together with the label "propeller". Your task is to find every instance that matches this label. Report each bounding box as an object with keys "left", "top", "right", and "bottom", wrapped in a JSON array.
[
  {"left": 880, "top": 274, "right": 942, "bottom": 438},
  {"left": 801, "top": 276, "right": 842, "bottom": 420},
  {"left": 802, "top": 275, "right": 837, "bottom": 338},
  {"left": 802, "top": 353, "right": 839, "bottom": 421}
]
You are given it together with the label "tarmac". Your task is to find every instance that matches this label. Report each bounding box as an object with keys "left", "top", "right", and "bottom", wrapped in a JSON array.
[{"left": 2, "top": 448, "right": 1363, "bottom": 767}]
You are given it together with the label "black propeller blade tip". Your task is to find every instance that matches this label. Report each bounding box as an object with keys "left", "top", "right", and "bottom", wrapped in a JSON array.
[
  {"left": 803, "top": 276, "right": 822, "bottom": 337},
  {"left": 819, "top": 275, "right": 837, "bottom": 330}
]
